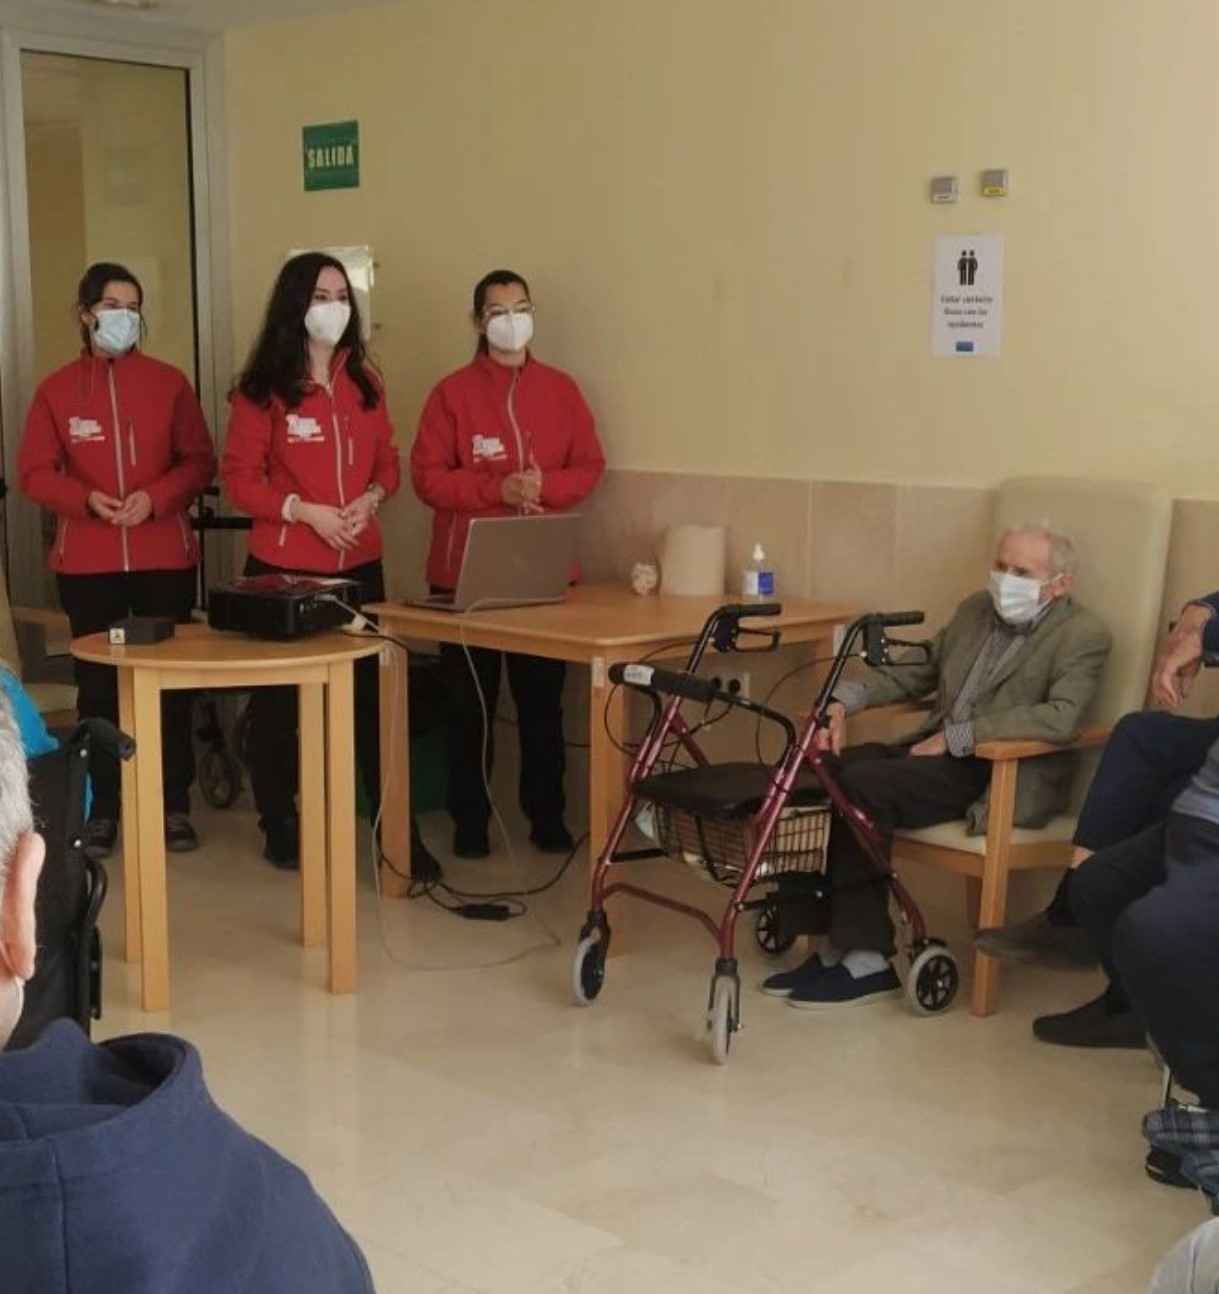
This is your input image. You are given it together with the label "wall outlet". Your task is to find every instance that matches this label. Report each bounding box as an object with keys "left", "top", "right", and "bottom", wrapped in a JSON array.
[
  {"left": 832, "top": 623, "right": 846, "bottom": 655},
  {"left": 711, "top": 670, "right": 751, "bottom": 699}
]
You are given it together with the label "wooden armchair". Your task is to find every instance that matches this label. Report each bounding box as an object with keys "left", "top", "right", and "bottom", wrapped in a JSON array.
[
  {"left": 0, "top": 560, "right": 76, "bottom": 726},
  {"left": 890, "top": 477, "right": 1173, "bottom": 1016}
]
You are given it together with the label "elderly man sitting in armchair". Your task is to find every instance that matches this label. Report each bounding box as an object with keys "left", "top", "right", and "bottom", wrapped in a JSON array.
[{"left": 762, "top": 522, "right": 1112, "bottom": 1009}]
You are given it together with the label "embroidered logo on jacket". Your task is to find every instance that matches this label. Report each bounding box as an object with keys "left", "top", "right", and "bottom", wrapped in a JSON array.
[
  {"left": 286, "top": 415, "right": 324, "bottom": 443},
  {"left": 68, "top": 417, "right": 104, "bottom": 443},
  {"left": 471, "top": 434, "right": 507, "bottom": 461}
]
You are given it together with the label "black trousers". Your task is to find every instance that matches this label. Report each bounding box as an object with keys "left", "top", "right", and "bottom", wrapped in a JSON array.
[
  {"left": 1072, "top": 813, "right": 1219, "bottom": 1107},
  {"left": 57, "top": 567, "right": 198, "bottom": 818},
  {"left": 826, "top": 742, "right": 991, "bottom": 956},
  {"left": 439, "top": 642, "right": 566, "bottom": 832},
  {"left": 1073, "top": 711, "right": 1219, "bottom": 851},
  {"left": 244, "top": 556, "right": 384, "bottom": 823}
]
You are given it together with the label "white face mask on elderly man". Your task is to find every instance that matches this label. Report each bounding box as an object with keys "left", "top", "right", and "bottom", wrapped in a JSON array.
[{"left": 989, "top": 569, "right": 1052, "bottom": 626}]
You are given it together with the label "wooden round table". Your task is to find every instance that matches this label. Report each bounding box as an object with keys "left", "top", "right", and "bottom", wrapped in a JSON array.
[{"left": 72, "top": 623, "right": 382, "bottom": 1011}]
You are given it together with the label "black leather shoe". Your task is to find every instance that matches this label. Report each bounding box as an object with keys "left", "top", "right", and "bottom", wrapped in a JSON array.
[
  {"left": 529, "top": 820, "right": 575, "bottom": 854},
  {"left": 453, "top": 823, "right": 490, "bottom": 859},
  {"left": 1146, "top": 1144, "right": 1195, "bottom": 1190},
  {"left": 83, "top": 817, "right": 117, "bottom": 861},
  {"left": 973, "top": 911, "right": 1098, "bottom": 967},
  {"left": 1032, "top": 992, "right": 1146, "bottom": 1049},
  {"left": 164, "top": 813, "right": 199, "bottom": 853},
  {"left": 262, "top": 814, "right": 300, "bottom": 870},
  {"left": 409, "top": 819, "right": 444, "bottom": 883}
]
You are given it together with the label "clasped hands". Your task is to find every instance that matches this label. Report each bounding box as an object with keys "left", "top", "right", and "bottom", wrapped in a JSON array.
[
  {"left": 88, "top": 490, "right": 153, "bottom": 527},
  {"left": 500, "top": 467, "right": 543, "bottom": 513},
  {"left": 298, "top": 492, "right": 379, "bottom": 552}
]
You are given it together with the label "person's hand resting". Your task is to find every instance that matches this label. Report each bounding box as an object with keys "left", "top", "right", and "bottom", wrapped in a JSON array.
[
  {"left": 1151, "top": 603, "right": 1212, "bottom": 709},
  {"left": 340, "top": 491, "right": 379, "bottom": 539},
  {"left": 909, "top": 730, "right": 949, "bottom": 757},
  {"left": 111, "top": 490, "right": 153, "bottom": 527},
  {"left": 500, "top": 469, "right": 544, "bottom": 513},
  {"left": 814, "top": 700, "right": 847, "bottom": 755},
  {"left": 87, "top": 490, "right": 124, "bottom": 522},
  {"left": 297, "top": 501, "right": 357, "bottom": 551}
]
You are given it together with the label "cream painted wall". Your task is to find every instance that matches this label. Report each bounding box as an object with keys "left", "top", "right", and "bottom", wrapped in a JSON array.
[{"left": 223, "top": 0, "right": 1219, "bottom": 494}]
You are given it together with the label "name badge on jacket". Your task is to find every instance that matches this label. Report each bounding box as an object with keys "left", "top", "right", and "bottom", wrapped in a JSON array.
[
  {"left": 68, "top": 417, "right": 104, "bottom": 444},
  {"left": 471, "top": 434, "right": 507, "bottom": 462},
  {"left": 286, "top": 415, "right": 324, "bottom": 443}
]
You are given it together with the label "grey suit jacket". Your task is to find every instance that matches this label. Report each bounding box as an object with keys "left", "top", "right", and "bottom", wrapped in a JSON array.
[{"left": 853, "top": 591, "right": 1112, "bottom": 833}]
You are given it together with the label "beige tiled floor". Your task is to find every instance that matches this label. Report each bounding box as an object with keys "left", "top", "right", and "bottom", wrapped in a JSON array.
[{"left": 97, "top": 804, "right": 1201, "bottom": 1294}]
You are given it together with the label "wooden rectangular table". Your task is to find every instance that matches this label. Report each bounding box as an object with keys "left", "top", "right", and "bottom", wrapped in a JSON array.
[
  {"left": 71, "top": 625, "right": 381, "bottom": 1011},
  {"left": 369, "top": 585, "right": 853, "bottom": 897}
]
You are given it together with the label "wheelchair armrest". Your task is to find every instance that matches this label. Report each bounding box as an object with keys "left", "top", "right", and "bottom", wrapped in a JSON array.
[{"left": 973, "top": 724, "right": 1111, "bottom": 762}]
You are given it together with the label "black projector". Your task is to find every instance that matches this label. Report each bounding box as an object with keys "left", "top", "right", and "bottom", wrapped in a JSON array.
[{"left": 207, "top": 574, "right": 361, "bottom": 641}]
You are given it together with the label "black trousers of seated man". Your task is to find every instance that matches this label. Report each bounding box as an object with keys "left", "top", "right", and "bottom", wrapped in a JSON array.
[
  {"left": 1072, "top": 813, "right": 1219, "bottom": 1106},
  {"left": 827, "top": 742, "right": 991, "bottom": 957}
]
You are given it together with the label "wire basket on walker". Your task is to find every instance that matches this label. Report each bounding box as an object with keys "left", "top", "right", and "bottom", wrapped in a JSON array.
[{"left": 571, "top": 602, "right": 960, "bottom": 1063}]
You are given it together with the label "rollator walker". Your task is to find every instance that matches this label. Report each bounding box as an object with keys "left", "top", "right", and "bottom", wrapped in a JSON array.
[{"left": 571, "top": 602, "right": 960, "bottom": 1062}]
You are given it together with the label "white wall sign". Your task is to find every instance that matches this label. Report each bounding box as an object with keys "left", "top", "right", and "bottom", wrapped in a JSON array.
[{"left": 932, "top": 235, "right": 1004, "bottom": 357}]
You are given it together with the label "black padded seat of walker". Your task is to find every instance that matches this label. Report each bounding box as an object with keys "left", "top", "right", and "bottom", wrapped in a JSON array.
[{"left": 635, "top": 762, "right": 827, "bottom": 822}]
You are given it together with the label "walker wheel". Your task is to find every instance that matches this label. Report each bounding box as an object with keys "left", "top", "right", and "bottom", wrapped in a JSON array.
[
  {"left": 198, "top": 746, "right": 242, "bottom": 810},
  {"left": 706, "top": 974, "right": 739, "bottom": 1064},
  {"left": 755, "top": 899, "right": 796, "bottom": 956},
  {"left": 571, "top": 933, "right": 606, "bottom": 1006},
  {"left": 906, "top": 943, "right": 959, "bottom": 1015}
]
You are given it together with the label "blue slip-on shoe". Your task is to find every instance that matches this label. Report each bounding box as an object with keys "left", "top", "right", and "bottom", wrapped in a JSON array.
[
  {"left": 760, "top": 953, "right": 830, "bottom": 998},
  {"left": 787, "top": 961, "right": 901, "bottom": 1010}
]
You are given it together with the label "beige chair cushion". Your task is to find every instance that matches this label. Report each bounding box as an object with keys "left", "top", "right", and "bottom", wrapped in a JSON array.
[{"left": 897, "top": 815, "right": 1078, "bottom": 854}]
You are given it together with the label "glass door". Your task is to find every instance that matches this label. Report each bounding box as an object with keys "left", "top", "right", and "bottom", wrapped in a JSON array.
[{"left": 20, "top": 50, "right": 198, "bottom": 601}]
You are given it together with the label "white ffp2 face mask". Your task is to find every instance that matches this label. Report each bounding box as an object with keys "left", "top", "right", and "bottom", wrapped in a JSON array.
[
  {"left": 485, "top": 311, "right": 534, "bottom": 353},
  {"left": 989, "top": 569, "right": 1049, "bottom": 625},
  {"left": 304, "top": 301, "right": 352, "bottom": 347}
]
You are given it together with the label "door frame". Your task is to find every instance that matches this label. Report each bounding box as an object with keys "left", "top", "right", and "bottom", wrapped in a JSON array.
[{"left": 0, "top": 5, "right": 228, "bottom": 606}]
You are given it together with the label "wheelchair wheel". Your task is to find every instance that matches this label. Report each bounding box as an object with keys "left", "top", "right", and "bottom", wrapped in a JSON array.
[
  {"left": 571, "top": 933, "right": 606, "bottom": 1006},
  {"left": 906, "top": 943, "right": 959, "bottom": 1016},
  {"left": 706, "top": 974, "right": 739, "bottom": 1064},
  {"left": 198, "top": 746, "right": 242, "bottom": 810},
  {"left": 755, "top": 899, "right": 796, "bottom": 956}
]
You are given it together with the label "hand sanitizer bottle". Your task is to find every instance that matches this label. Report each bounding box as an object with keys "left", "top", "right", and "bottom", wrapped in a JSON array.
[{"left": 742, "top": 543, "right": 775, "bottom": 599}]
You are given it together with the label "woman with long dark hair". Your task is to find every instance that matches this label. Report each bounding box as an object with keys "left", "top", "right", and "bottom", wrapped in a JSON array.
[
  {"left": 18, "top": 261, "right": 216, "bottom": 859},
  {"left": 222, "top": 252, "right": 435, "bottom": 875},
  {"left": 411, "top": 269, "right": 605, "bottom": 859}
]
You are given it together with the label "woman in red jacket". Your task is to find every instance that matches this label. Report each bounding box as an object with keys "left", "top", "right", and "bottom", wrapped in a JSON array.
[
  {"left": 18, "top": 261, "right": 216, "bottom": 859},
  {"left": 223, "top": 252, "right": 416, "bottom": 870},
  {"left": 411, "top": 269, "right": 605, "bottom": 859}
]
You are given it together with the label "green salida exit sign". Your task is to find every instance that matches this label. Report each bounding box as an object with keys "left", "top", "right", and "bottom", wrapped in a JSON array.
[{"left": 302, "top": 120, "right": 359, "bottom": 192}]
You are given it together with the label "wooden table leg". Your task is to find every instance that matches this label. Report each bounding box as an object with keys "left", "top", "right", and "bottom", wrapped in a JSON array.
[
  {"left": 378, "top": 643, "right": 412, "bottom": 899},
  {"left": 298, "top": 680, "right": 326, "bottom": 948},
  {"left": 116, "top": 668, "right": 141, "bottom": 964},
  {"left": 133, "top": 669, "right": 169, "bottom": 1011},
  {"left": 326, "top": 660, "right": 358, "bottom": 994}
]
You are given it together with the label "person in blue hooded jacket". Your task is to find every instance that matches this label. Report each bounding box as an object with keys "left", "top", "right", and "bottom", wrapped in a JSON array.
[{"left": 0, "top": 690, "right": 374, "bottom": 1294}]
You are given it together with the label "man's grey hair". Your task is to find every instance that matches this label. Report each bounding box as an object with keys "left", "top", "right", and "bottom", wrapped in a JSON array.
[
  {"left": 0, "top": 693, "right": 33, "bottom": 889},
  {"left": 998, "top": 521, "right": 1077, "bottom": 578}
]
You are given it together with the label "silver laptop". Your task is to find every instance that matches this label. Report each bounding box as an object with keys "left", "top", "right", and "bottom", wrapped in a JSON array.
[{"left": 406, "top": 513, "right": 581, "bottom": 612}]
